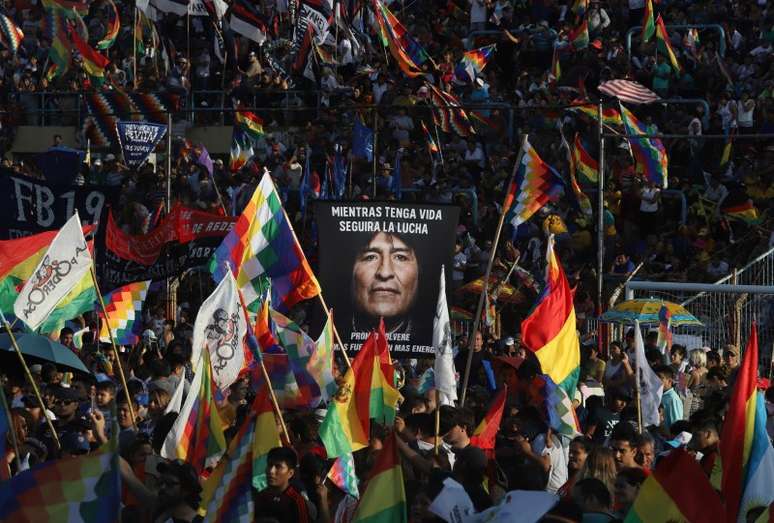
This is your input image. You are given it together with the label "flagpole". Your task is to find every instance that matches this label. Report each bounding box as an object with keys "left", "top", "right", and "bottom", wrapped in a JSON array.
[
  {"left": 634, "top": 320, "right": 644, "bottom": 434},
  {"left": 596, "top": 101, "right": 605, "bottom": 318},
  {"left": 186, "top": 10, "right": 191, "bottom": 85},
  {"left": 434, "top": 389, "right": 441, "bottom": 456},
  {"left": 372, "top": 108, "right": 378, "bottom": 199},
  {"left": 235, "top": 288, "right": 290, "bottom": 443},
  {"left": 317, "top": 296, "right": 352, "bottom": 369},
  {"left": 432, "top": 121, "right": 445, "bottom": 170},
  {"left": 461, "top": 134, "right": 528, "bottom": 406},
  {"left": 0, "top": 315, "right": 60, "bottom": 450},
  {"left": 90, "top": 267, "right": 137, "bottom": 428},
  {"left": 166, "top": 111, "right": 174, "bottom": 319},
  {"left": 347, "top": 156, "right": 353, "bottom": 199},
  {"left": 0, "top": 376, "right": 22, "bottom": 475},
  {"left": 133, "top": 6, "right": 138, "bottom": 89}
]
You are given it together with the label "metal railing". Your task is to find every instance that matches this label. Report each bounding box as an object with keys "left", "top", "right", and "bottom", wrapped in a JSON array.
[
  {"left": 625, "top": 246, "right": 774, "bottom": 371},
  {"left": 7, "top": 90, "right": 516, "bottom": 145},
  {"left": 626, "top": 24, "right": 727, "bottom": 60}
]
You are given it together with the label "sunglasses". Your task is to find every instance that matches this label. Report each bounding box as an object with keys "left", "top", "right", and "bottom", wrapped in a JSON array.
[{"left": 54, "top": 399, "right": 76, "bottom": 406}]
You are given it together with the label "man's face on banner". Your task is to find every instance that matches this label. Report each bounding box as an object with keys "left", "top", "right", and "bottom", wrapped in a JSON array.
[{"left": 352, "top": 232, "right": 419, "bottom": 320}]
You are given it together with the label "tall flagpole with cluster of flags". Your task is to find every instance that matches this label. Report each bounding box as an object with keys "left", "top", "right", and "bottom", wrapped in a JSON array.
[{"left": 460, "top": 134, "right": 527, "bottom": 406}]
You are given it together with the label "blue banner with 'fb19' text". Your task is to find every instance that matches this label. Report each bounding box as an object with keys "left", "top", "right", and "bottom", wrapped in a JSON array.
[{"left": 116, "top": 121, "right": 167, "bottom": 167}]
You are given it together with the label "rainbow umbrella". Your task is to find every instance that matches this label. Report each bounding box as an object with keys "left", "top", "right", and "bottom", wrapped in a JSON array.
[
  {"left": 600, "top": 299, "right": 702, "bottom": 326},
  {"left": 450, "top": 306, "right": 473, "bottom": 321},
  {"left": 456, "top": 276, "right": 525, "bottom": 305}
]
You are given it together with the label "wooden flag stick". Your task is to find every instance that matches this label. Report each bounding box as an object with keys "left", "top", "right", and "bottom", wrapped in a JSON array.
[
  {"left": 0, "top": 375, "right": 23, "bottom": 474},
  {"left": 90, "top": 267, "right": 137, "bottom": 429},
  {"left": 317, "top": 295, "right": 352, "bottom": 369},
  {"left": 434, "top": 389, "right": 441, "bottom": 456},
  {"left": 0, "top": 316, "right": 60, "bottom": 449},
  {"left": 460, "top": 135, "right": 528, "bottom": 406},
  {"left": 634, "top": 320, "right": 644, "bottom": 434},
  {"left": 235, "top": 287, "right": 290, "bottom": 444}
]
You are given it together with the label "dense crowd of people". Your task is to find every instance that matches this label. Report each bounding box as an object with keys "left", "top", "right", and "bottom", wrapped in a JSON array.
[{"left": 1, "top": 0, "right": 774, "bottom": 521}]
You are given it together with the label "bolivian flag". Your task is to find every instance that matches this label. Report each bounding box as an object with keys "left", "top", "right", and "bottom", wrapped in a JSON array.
[
  {"left": 520, "top": 236, "right": 580, "bottom": 396},
  {"left": 320, "top": 320, "right": 402, "bottom": 458},
  {"left": 625, "top": 448, "right": 723, "bottom": 522},
  {"left": 69, "top": 25, "right": 110, "bottom": 81},
  {"left": 723, "top": 200, "right": 760, "bottom": 225},
  {"left": 0, "top": 227, "right": 95, "bottom": 333},
  {"left": 655, "top": 15, "right": 682, "bottom": 73},
  {"left": 641, "top": 0, "right": 655, "bottom": 42},
  {"left": 352, "top": 432, "right": 407, "bottom": 523},
  {"left": 470, "top": 386, "right": 507, "bottom": 451}
]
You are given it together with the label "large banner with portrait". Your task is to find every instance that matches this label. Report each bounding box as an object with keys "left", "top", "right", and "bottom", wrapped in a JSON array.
[{"left": 316, "top": 201, "right": 459, "bottom": 358}]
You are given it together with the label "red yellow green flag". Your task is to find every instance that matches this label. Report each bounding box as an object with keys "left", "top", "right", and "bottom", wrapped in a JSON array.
[
  {"left": 319, "top": 320, "right": 402, "bottom": 458},
  {"left": 655, "top": 15, "right": 682, "bottom": 73},
  {"left": 625, "top": 448, "right": 723, "bottom": 522},
  {"left": 470, "top": 386, "right": 507, "bottom": 450},
  {"left": 641, "top": 0, "right": 655, "bottom": 42},
  {"left": 520, "top": 237, "right": 580, "bottom": 395},
  {"left": 352, "top": 432, "right": 407, "bottom": 523}
]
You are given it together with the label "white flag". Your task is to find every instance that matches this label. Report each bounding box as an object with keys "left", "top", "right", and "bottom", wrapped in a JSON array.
[
  {"left": 429, "top": 477, "right": 474, "bottom": 522},
  {"left": 191, "top": 268, "right": 247, "bottom": 392},
  {"left": 14, "top": 213, "right": 93, "bottom": 332},
  {"left": 634, "top": 319, "right": 663, "bottom": 428},
  {"left": 463, "top": 490, "right": 558, "bottom": 523},
  {"left": 433, "top": 266, "right": 458, "bottom": 405},
  {"left": 165, "top": 374, "right": 185, "bottom": 414}
]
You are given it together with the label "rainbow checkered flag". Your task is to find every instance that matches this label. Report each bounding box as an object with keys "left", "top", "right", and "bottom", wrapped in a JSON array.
[
  {"left": 200, "top": 390, "right": 281, "bottom": 522},
  {"left": 0, "top": 443, "right": 119, "bottom": 521},
  {"left": 0, "top": 13, "right": 24, "bottom": 54},
  {"left": 210, "top": 172, "right": 320, "bottom": 313},
  {"left": 327, "top": 453, "right": 359, "bottom": 499},
  {"left": 503, "top": 138, "right": 564, "bottom": 229},
  {"left": 98, "top": 280, "right": 151, "bottom": 345}
]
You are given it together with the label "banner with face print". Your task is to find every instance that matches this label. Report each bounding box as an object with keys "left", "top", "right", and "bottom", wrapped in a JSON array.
[{"left": 315, "top": 202, "right": 459, "bottom": 358}]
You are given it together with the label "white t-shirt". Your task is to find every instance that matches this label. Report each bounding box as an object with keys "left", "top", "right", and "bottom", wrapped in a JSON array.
[
  {"left": 640, "top": 187, "right": 660, "bottom": 212},
  {"left": 532, "top": 433, "right": 568, "bottom": 494},
  {"left": 737, "top": 100, "right": 755, "bottom": 127},
  {"left": 453, "top": 252, "right": 467, "bottom": 281}
]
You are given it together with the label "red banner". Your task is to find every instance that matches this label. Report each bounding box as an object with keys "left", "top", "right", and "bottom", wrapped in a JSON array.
[{"left": 105, "top": 204, "right": 236, "bottom": 266}]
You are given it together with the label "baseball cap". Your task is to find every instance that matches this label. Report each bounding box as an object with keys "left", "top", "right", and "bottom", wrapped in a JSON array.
[
  {"left": 142, "top": 329, "right": 157, "bottom": 342},
  {"left": 149, "top": 378, "right": 175, "bottom": 397},
  {"left": 504, "top": 337, "right": 515, "bottom": 346}
]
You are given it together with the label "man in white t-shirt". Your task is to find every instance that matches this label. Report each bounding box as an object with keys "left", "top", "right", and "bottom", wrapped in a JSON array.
[
  {"left": 452, "top": 241, "right": 468, "bottom": 291},
  {"left": 531, "top": 430, "right": 569, "bottom": 494}
]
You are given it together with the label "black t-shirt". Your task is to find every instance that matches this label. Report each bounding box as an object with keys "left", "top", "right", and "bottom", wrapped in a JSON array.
[
  {"left": 589, "top": 408, "right": 621, "bottom": 444},
  {"left": 253, "top": 485, "right": 311, "bottom": 523}
]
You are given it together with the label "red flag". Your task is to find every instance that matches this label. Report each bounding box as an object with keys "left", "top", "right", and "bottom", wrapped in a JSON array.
[{"left": 469, "top": 386, "right": 507, "bottom": 450}]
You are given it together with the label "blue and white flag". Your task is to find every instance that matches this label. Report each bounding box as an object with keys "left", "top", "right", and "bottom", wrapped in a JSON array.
[
  {"left": 352, "top": 118, "right": 373, "bottom": 161},
  {"left": 116, "top": 121, "right": 167, "bottom": 167},
  {"left": 332, "top": 144, "right": 347, "bottom": 199},
  {"left": 391, "top": 149, "right": 402, "bottom": 200}
]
